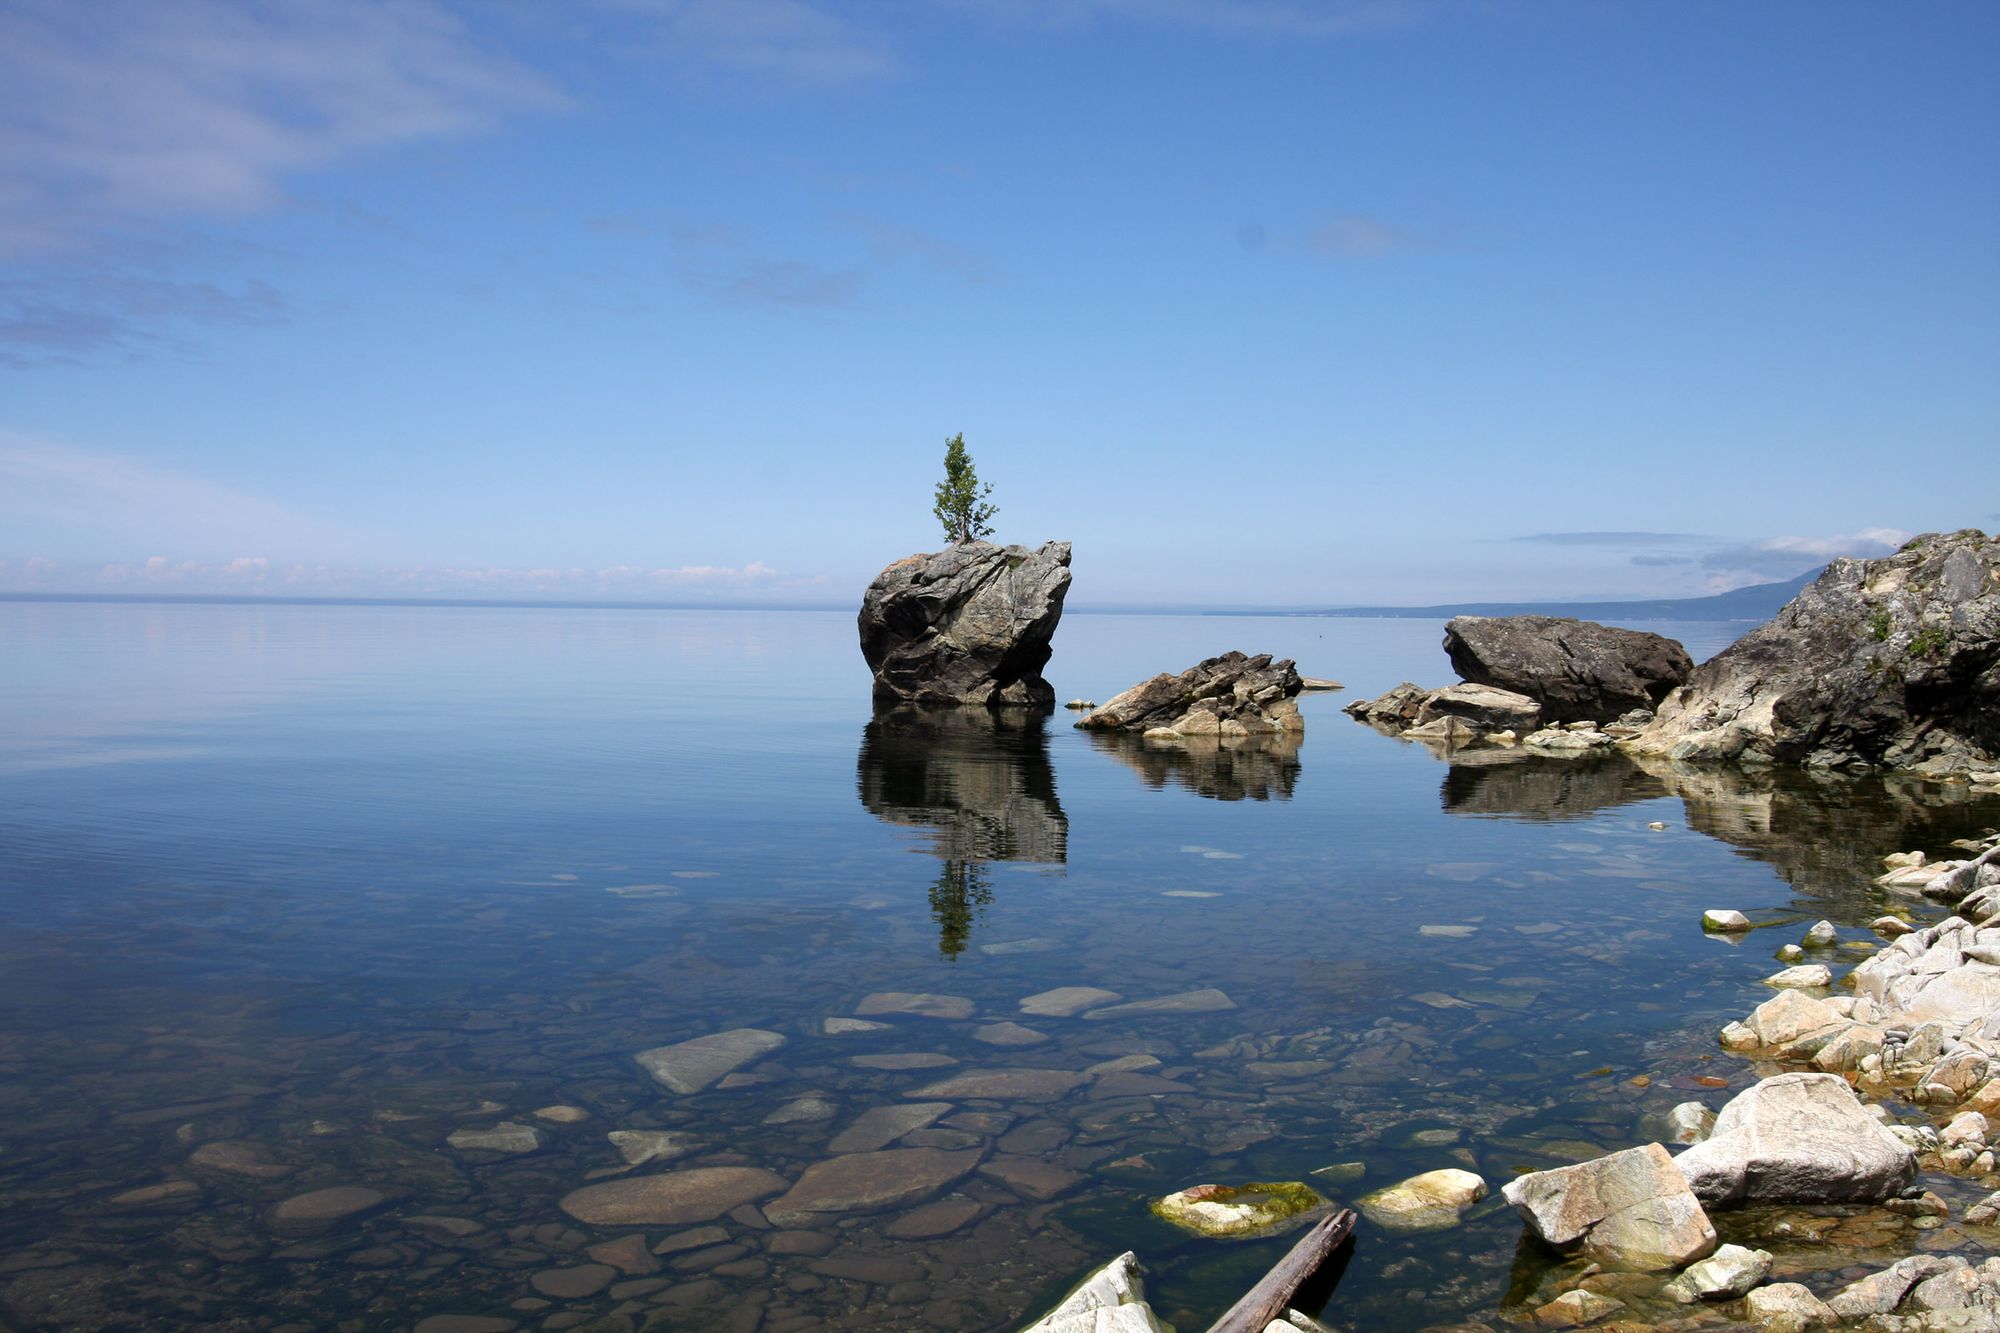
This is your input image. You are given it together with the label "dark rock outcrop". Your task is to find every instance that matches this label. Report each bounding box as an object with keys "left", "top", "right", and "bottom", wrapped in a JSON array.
[
  {"left": 1630, "top": 530, "right": 2000, "bottom": 773},
  {"left": 1076, "top": 652, "right": 1303, "bottom": 739},
  {"left": 1444, "top": 615, "right": 1692, "bottom": 723},
  {"left": 858, "top": 541, "right": 1070, "bottom": 707},
  {"left": 1342, "top": 681, "right": 1428, "bottom": 727}
]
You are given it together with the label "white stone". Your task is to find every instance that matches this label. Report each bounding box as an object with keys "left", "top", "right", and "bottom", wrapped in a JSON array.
[
  {"left": 1018, "top": 1252, "right": 1172, "bottom": 1333},
  {"left": 1764, "top": 964, "right": 1833, "bottom": 989},
  {"left": 1355, "top": 1169, "right": 1485, "bottom": 1232},
  {"left": 1673, "top": 1072, "right": 1916, "bottom": 1206},
  {"left": 1702, "top": 909, "right": 1752, "bottom": 933},
  {"left": 1663, "top": 1243, "right": 1773, "bottom": 1303}
]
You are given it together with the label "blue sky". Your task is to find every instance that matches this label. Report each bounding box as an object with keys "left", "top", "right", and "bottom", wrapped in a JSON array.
[{"left": 2, "top": 0, "right": 1995, "bottom": 607}]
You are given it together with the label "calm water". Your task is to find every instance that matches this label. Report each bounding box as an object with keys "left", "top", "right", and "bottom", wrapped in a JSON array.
[{"left": 2, "top": 604, "right": 1996, "bottom": 1332}]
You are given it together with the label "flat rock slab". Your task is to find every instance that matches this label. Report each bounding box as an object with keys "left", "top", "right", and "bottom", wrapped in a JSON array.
[
  {"left": 187, "top": 1141, "right": 294, "bottom": 1179},
  {"left": 273, "top": 1186, "right": 389, "bottom": 1227},
  {"left": 559, "top": 1167, "right": 788, "bottom": 1227},
  {"left": 634, "top": 1029, "right": 786, "bottom": 1094},
  {"left": 908, "top": 1069, "right": 1090, "bottom": 1103},
  {"left": 447, "top": 1122, "right": 545, "bottom": 1155},
  {"left": 828, "top": 1103, "right": 952, "bottom": 1154},
  {"left": 1502, "top": 1143, "right": 1716, "bottom": 1272},
  {"left": 1673, "top": 1072, "right": 1915, "bottom": 1206},
  {"left": 1020, "top": 987, "right": 1122, "bottom": 1017},
  {"left": 855, "top": 993, "right": 976, "bottom": 1020},
  {"left": 851, "top": 1053, "right": 958, "bottom": 1070},
  {"left": 530, "top": 1263, "right": 616, "bottom": 1299},
  {"left": 109, "top": 1180, "right": 202, "bottom": 1209},
  {"left": 764, "top": 1148, "right": 983, "bottom": 1226},
  {"left": 606, "top": 1130, "right": 697, "bottom": 1166},
  {"left": 1082, "top": 989, "right": 1235, "bottom": 1020},
  {"left": 978, "top": 1156, "right": 1082, "bottom": 1201},
  {"left": 823, "top": 1017, "right": 892, "bottom": 1034},
  {"left": 973, "top": 1021, "right": 1049, "bottom": 1047},
  {"left": 885, "top": 1198, "right": 984, "bottom": 1239}
]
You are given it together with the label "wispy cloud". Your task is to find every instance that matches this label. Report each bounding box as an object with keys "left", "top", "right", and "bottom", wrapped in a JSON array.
[
  {"left": 941, "top": 0, "right": 1424, "bottom": 40},
  {"left": 1697, "top": 528, "right": 1912, "bottom": 590},
  {"left": 596, "top": 0, "right": 897, "bottom": 87},
  {"left": 844, "top": 215, "right": 990, "bottom": 281},
  {"left": 1512, "top": 531, "right": 1711, "bottom": 548},
  {"left": 693, "top": 259, "right": 866, "bottom": 310},
  {"left": 1300, "top": 214, "right": 1425, "bottom": 259},
  {"left": 0, "top": 432, "right": 369, "bottom": 559},
  {"left": 0, "top": 0, "right": 559, "bottom": 259},
  {"left": 0, "top": 270, "right": 289, "bottom": 365}
]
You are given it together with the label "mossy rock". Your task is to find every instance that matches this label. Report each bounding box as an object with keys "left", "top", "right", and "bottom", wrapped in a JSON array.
[{"left": 1151, "top": 1180, "right": 1328, "bottom": 1238}]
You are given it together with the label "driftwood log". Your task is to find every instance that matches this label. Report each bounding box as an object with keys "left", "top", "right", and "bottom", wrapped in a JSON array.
[{"left": 1203, "top": 1209, "right": 1356, "bottom": 1333}]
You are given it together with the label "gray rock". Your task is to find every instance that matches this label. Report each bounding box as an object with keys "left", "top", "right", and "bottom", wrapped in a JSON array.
[
  {"left": 558, "top": 1167, "right": 789, "bottom": 1227},
  {"left": 763, "top": 1148, "right": 982, "bottom": 1226},
  {"left": 826, "top": 1103, "right": 952, "bottom": 1154},
  {"left": 1020, "top": 986, "right": 1121, "bottom": 1016},
  {"left": 634, "top": 1028, "right": 786, "bottom": 1094},
  {"left": 1672, "top": 1072, "right": 1915, "bottom": 1206},
  {"left": 1501, "top": 1143, "right": 1717, "bottom": 1272},
  {"left": 1081, "top": 988, "right": 1236, "bottom": 1019},
  {"left": 857, "top": 540, "right": 1071, "bottom": 707},
  {"left": 1662, "top": 1243, "right": 1772, "bottom": 1302},
  {"left": 446, "top": 1122, "right": 545, "bottom": 1156},
  {"left": 854, "top": 992, "right": 975, "bottom": 1019},
  {"left": 1078, "top": 652, "right": 1304, "bottom": 739},
  {"left": 606, "top": 1129, "right": 696, "bottom": 1166},
  {"left": 1018, "top": 1251, "right": 1172, "bottom": 1333},
  {"left": 1412, "top": 683, "right": 1542, "bottom": 733},
  {"left": 1342, "top": 681, "right": 1430, "bottom": 726},
  {"left": 1443, "top": 615, "right": 1692, "bottom": 723},
  {"left": 1629, "top": 529, "right": 2000, "bottom": 772}
]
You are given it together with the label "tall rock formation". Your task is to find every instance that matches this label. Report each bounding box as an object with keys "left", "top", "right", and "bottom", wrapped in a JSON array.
[
  {"left": 858, "top": 541, "right": 1071, "bottom": 707},
  {"left": 1629, "top": 530, "right": 1999, "bottom": 773}
]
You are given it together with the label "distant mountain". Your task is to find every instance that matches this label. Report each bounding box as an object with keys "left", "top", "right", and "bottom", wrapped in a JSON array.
[{"left": 1290, "top": 569, "right": 1819, "bottom": 622}]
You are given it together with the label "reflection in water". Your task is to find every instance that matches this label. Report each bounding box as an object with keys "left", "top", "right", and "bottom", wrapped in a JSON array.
[
  {"left": 1085, "top": 730, "right": 1300, "bottom": 802},
  {"left": 1441, "top": 749, "right": 1667, "bottom": 822},
  {"left": 856, "top": 707, "right": 1065, "bottom": 956}
]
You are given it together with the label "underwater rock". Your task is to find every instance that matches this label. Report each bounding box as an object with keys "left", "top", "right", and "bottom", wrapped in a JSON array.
[
  {"left": 634, "top": 1028, "right": 786, "bottom": 1094},
  {"left": 446, "top": 1122, "right": 544, "bottom": 1156},
  {"left": 1152, "top": 1180, "right": 1327, "bottom": 1238},
  {"left": 763, "top": 1148, "right": 982, "bottom": 1226},
  {"left": 558, "top": 1167, "right": 788, "bottom": 1227}
]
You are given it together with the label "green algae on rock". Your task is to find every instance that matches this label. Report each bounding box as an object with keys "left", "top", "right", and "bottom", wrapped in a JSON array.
[{"left": 1151, "top": 1180, "right": 1328, "bottom": 1238}]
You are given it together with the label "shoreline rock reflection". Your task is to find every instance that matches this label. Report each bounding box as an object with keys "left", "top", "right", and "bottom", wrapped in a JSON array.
[
  {"left": 856, "top": 706, "right": 1066, "bottom": 957},
  {"left": 1084, "top": 730, "right": 1301, "bottom": 802}
]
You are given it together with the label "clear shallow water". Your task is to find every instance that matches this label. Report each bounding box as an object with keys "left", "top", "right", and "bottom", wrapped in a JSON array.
[{"left": 1, "top": 603, "right": 1996, "bottom": 1332}]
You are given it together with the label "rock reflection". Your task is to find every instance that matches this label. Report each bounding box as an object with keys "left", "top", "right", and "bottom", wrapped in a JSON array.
[
  {"left": 1085, "top": 730, "right": 1300, "bottom": 802},
  {"left": 856, "top": 707, "right": 1066, "bottom": 957},
  {"left": 1440, "top": 749, "right": 1667, "bottom": 822}
]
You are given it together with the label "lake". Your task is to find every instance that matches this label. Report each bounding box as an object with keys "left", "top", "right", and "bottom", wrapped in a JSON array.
[{"left": 2, "top": 602, "right": 1995, "bottom": 1332}]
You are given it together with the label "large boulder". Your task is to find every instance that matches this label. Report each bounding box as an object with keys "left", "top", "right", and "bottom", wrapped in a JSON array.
[
  {"left": 1628, "top": 529, "right": 2000, "bottom": 773},
  {"left": 858, "top": 541, "right": 1071, "bottom": 707},
  {"left": 1077, "top": 652, "right": 1303, "bottom": 739},
  {"left": 1672, "top": 1072, "right": 1915, "bottom": 1206},
  {"left": 1501, "top": 1143, "right": 1717, "bottom": 1272},
  {"left": 1443, "top": 615, "right": 1692, "bottom": 723}
]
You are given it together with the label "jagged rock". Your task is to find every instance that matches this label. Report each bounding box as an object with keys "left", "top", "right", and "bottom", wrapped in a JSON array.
[
  {"left": 1500, "top": 1143, "right": 1717, "bottom": 1272},
  {"left": 1342, "top": 681, "right": 1429, "bottom": 726},
  {"left": 858, "top": 540, "right": 1071, "bottom": 707},
  {"left": 1629, "top": 529, "right": 2000, "bottom": 773},
  {"left": 1442, "top": 615, "right": 1692, "bottom": 723},
  {"left": 1018, "top": 1251, "right": 1172, "bottom": 1333},
  {"left": 1673, "top": 1073, "right": 1915, "bottom": 1206},
  {"left": 1078, "top": 652, "right": 1303, "bottom": 739}
]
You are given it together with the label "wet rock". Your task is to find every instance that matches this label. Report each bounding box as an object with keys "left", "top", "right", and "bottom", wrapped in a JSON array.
[
  {"left": 826, "top": 1103, "right": 951, "bottom": 1154},
  {"left": 530, "top": 1264, "right": 616, "bottom": 1299},
  {"left": 854, "top": 992, "right": 975, "bottom": 1020},
  {"left": 448, "top": 1123, "right": 545, "bottom": 1156},
  {"left": 1827, "top": 1254, "right": 1963, "bottom": 1317},
  {"left": 1532, "top": 1289, "right": 1624, "bottom": 1327},
  {"left": 1081, "top": 988, "right": 1235, "bottom": 1020},
  {"left": 187, "top": 1140, "right": 295, "bottom": 1179},
  {"left": 972, "top": 1021, "right": 1048, "bottom": 1047},
  {"left": 822, "top": 1017, "right": 891, "bottom": 1035},
  {"left": 977, "top": 1156, "right": 1082, "bottom": 1201},
  {"left": 1741, "top": 1282, "right": 1835, "bottom": 1329},
  {"left": 1803, "top": 920, "right": 1839, "bottom": 948},
  {"left": 606, "top": 1130, "right": 696, "bottom": 1167},
  {"left": 558, "top": 1167, "right": 789, "bottom": 1227},
  {"left": 1019, "top": 987, "right": 1121, "bottom": 1017},
  {"left": 762, "top": 1097, "right": 839, "bottom": 1126},
  {"left": 764, "top": 1148, "right": 981, "bottom": 1226},
  {"left": 1018, "top": 1251, "right": 1171, "bottom": 1333},
  {"left": 858, "top": 539, "right": 1071, "bottom": 707},
  {"left": 585, "top": 1235, "right": 657, "bottom": 1276},
  {"left": 108, "top": 1179, "right": 203, "bottom": 1209},
  {"left": 851, "top": 1052, "right": 958, "bottom": 1070},
  {"left": 534, "top": 1105, "right": 591, "bottom": 1124},
  {"left": 1152, "top": 1181, "right": 1328, "bottom": 1239},
  {"left": 1628, "top": 529, "right": 2000, "bottom": 772},
  {"left": 1356, "top": 1168, "right": 1486, "bottom": 1232},
  {"left": 1661, "top": 1243, "right": 1771, "bottom": 1302},
  {"left": 884, "top": 1198, "right": 983, "bottom": 1239},
  {"left": 272, "top": 1186, "right": 388, "bottom": 1227},
  {"left": 1673, "top": 1073, "right": 1915, "bottom": 1206},
  {"left": 633, "top": 1029, "right": 786, "bottom": 1094},
  {"left": 1077, "top": 651, "right": 1304, "bottom": 740},
  {"left": 1501, "top": 1143, "right": 1717, "bottom": 1272},
  {"left": 1701, "top": 909, "right": 1752, "bottom": 933},
  {"left": 1665, "top": 1102, "right": 1715, "bottom": 1145},
  {"left": 1444, "top": 615, "right": 1691, "bottom": 723},
  {"left": 907, "top": 1069, "right": 1089, "bottom": 1102}
]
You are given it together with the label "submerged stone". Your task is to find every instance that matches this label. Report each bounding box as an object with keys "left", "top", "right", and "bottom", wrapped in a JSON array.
[
  {"left": 1082, "top": 988, "right": 1235, "bottom": 1020},
  {"left": 763, "top": 1148, "right": 982, "bottom": 1226},
  {"left": 606, "top": 1130, "right": 697, "bottom": 1166},
  {"left": 907, "top": 1068, "right": 1089, "bottom": 1103},
  {"left": 634, "top": 1028, "right": 786, "bottom": 1094},
  {"left": 1019, "top": 987, "right": 1122, "bottom": 1017},
  {"left": 558, "top": 1167, "right": 788, "bottom": 1227},
  {"left": 826, "top": 1103, "right": 951, "bottom": 1155},
  {"left": 854, "top": 992, "right": 976, "bottom": 1020},
  {"left": 1152, "top": 1181, "right": 1328, "bottom": 1239},
  {"left": 272, "top": 1185, "right": 389, "bottom": 1227},
  {"left": 446, "top": 1122, "right": 544, "bottom": 1156}
]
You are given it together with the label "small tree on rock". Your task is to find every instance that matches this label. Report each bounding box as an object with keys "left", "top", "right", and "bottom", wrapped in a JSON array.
[{"left": 932, "top": 432, "right": 997, "bottom": 545}]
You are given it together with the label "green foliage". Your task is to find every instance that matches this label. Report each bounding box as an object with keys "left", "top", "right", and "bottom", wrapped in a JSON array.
[
  {"left": 928, "top": 860, "right": 992, "bottom": 961},
  {"left": 1909, "top": 625, "right": 1950, "bottom": 658},
  {"left": 932, "top": 432, "right": 997, "bottom": 545},
  {"left": 1869, "top": 609, "right": 1892, "bottom": 641}
]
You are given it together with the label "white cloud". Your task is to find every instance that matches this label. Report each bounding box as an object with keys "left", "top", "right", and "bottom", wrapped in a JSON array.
[
  {"left": 0, "top": 0, "right": 559, "bottom": 258},
  {"left": 1698, "top": 527, "right": 1912, "bottom": 591}
]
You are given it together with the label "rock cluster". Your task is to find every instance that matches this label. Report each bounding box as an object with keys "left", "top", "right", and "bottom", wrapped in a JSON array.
[
  {"left": 857, "top": 540, "right": 1072, "bottom": 707},
  {"left": 1630, "top": 528, "right": 2000, "bottom": 773},
  {"left": 1443, "top": 614, "right": 1693, "bottom": 723},
  {"left": 1076, "top": 652, "right": 1304, "bottom": 740}
]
